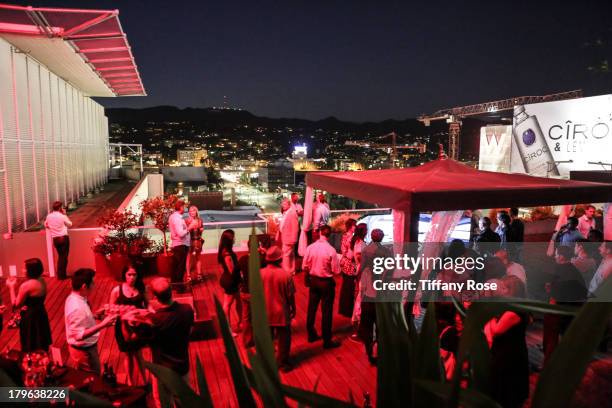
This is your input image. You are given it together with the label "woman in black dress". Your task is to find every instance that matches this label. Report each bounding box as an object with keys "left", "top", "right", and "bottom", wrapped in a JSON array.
[
  {"left": 109, "top": 265, "right": 147, "bottom": 385},
  {"left": 186, "top": 205, "right": 204, "bottom": 283},
  {"left": 6, "top": 258, "right": 52, "bottom": 352},
  {"left": 484, "top": 275, "right": 530, "bottom": 408},
  {"left": 218, "top": 229, "right": 242, "bottom": 336}
]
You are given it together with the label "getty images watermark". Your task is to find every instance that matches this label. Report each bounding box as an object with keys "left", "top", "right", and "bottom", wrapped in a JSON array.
[{"left": 358, "top": 242, "right": 609, "bottom": 303}]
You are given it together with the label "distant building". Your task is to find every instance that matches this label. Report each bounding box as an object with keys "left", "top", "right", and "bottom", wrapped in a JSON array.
[
  {"left": 259, "top": 159, "right": 294, "bottom": 192},
  {"left": 292, "top": 144, "right": 308, "bottom": 160},
  {"left": 177, "top": 148, "right": 208, "bottom": 166},
  {"left": 335, "top": 160, "right": 364, "bottom": 171},
  {"left": 293, "top": 159, "right": 320, "bottom": 171}
]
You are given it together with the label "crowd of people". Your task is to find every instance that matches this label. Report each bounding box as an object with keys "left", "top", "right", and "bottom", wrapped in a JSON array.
[{"left": 0, "top": 197, "right": 610, "bottom": 408}]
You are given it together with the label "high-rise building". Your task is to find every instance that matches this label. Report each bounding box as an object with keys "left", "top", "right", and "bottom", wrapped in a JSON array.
[{"left": 0, "top": 5, "right": 145, "bottom": 233}]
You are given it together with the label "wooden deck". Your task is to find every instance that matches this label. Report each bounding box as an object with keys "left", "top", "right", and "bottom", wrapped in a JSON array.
[
  {"left": 0, "top": 255, "right": 377, "bottom": 407},
  {"left": 1, "top": 253, "right": 609, "bottom": 407}
]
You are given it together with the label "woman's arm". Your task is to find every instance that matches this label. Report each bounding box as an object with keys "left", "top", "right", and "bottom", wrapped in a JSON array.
[
  {"left": 489, "top": 311, "right": 521, "bottom": 337},
  {"left": 109, "top": 286, "right": 120, "bottom": 305},
  {"left": 224, "top": 255, "right": 235, "bottom": 272}
]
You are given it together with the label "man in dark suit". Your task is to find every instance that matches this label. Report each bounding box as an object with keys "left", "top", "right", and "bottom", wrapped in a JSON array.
[{"left": 148, "top": 277, "right": 194, "bottom": 408}]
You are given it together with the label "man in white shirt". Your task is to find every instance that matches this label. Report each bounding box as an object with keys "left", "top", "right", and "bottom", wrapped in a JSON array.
[
  {"left": 302, "top": 225, "right": 341, "bottom": 348},
  {"left": 577, "top": 205, "right": 596, "bottom": 238},
  {"left": 64, "top": 268, "right": 116, "bottom": 373},
  {"left": 279, "top": 199, "right": 299, "bottom": 275},
  {"left": 290, "top": 192, "right": 304, "bottom": 217},
  {"left": 168, "top": 200, "right": 192, "bottom": 283},
  {"left": 311, "top": 193, "right": 330, "bottom": 242},
  {"left": 589, "top": 241, "right": 612, "bottom": 296},
  {"left": 495, "top": 249, "right": 527, "bottom": 285},
  {"left": 44, "top": 201, "right": 72, "bottom": 280}
]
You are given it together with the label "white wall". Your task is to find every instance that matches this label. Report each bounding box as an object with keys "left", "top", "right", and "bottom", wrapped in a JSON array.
[{"left": 0, "top": 36, "right": 108, "bottom": 233}]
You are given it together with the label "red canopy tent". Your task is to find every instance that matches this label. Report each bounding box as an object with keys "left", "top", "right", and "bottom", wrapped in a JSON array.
[{"left": 304, "top": 159, "right": 612, "bottom": 243}]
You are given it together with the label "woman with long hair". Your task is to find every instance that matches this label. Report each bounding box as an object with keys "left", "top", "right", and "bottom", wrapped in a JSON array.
[
  {"left": 218, "top": 229, "right": 243, "bottom": 335},
  {"left": 338, "top": 218, "right": 358, "bottom": 318},
  {"left": 109, "top": 265, "right": 147, "bottom": 386},
  {"left": 349, "top": 223, "right": 368, "bottom": 341},
  {"left": 186, "top": 205, "right": 204, "bottom": 283},
  {"left": 6, "top": 258, "right": 52, "bottom": 352}
]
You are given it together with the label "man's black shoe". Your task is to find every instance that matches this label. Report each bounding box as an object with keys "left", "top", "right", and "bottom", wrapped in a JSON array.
[
  {"left": 323, "top": 340, "right": 341, "bottom": 349},
  {"left": 308, "top": 334, "right": 322, "bottom": 343}
]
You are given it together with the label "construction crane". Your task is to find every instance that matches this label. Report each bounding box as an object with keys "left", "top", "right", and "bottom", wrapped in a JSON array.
[
  {"left": 418, "top": 90, "right": 583, "bottom": 160},
  {"left": 345, "top": 132, "right": 427, "bottom": 168}
]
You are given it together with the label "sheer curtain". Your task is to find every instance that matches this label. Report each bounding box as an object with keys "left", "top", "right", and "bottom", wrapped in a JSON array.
[{"left": 298, "top": 186, "right": 314, "bottom": 256}]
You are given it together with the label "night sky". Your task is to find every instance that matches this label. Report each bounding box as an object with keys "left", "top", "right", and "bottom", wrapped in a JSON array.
[{"left": 12, "top": 0, "right": 612, "bottom": 121}]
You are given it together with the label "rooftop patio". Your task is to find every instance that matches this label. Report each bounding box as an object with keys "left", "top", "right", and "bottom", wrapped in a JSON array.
[{"left": 1, "top": 250, "right": 610, "bottom": 406}]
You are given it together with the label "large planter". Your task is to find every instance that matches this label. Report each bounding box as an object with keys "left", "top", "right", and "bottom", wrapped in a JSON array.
[
  {"left": 156, "top": 252, "right": 174, "bottom": 279},
  {"left": 109, "top": 252, "right": 130, "bottom": 281},
  {"left": 93, "top": 252, "right": 111, "bottom": 277}
]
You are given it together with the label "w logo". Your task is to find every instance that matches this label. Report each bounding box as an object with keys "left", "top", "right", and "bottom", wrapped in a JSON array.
[{"left": 485, "top": 132, "right": 503, "bottom": 145}]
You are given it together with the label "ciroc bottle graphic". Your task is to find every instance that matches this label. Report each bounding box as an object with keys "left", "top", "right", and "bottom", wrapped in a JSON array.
[{"left": 513, "top": 105, "right": 559, "bottom": 176}]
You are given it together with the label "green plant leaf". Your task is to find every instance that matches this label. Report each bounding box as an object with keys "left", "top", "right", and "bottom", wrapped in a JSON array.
[
  {"left": 282, "top": 384, "right": 358, "bottom": 407},
  {"left": 195, "top": 356, "right": 214, "bottom": 408},
  {"left": 469, "top": 329, "right": 491, "bottom": 395},
  {"left": 243, "top": 366, "right": 357, "bottom": 407},
  {"left": 413, "top": 302, "right": 445, "bottom": 407},
  {"left": 415, "top": 379, "right": 502, "bottom": 408},
  {"left": 376, "top": 302, "right": 413, "bottom": 407},
  {"left": 145, "top": 362, "right": 206, "bottom": 407},
  {"left": 0, "top": 368, "right": 16, "bottom": 386},
  {"left": 249, "top": 352, "right": 288, "bottom": 407},
  {"left": 213, "top": 296, "right": 257, "bottom": 407},
  {"left": 247, "top": 229, "right": 284, "bottom": 383},
  {"left": 532, "top": 277, "right": 612, "bottom": 408},
  {"left": 415, "top": 302, "right": 443, "bottom": 381}
]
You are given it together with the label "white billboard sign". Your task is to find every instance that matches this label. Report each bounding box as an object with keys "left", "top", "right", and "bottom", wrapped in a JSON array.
[
  {"left": 510, "top": 94, "right": 612, "bottom": 178},
  {"left": 478, "top": 125, "right": 512, "bottom": 172}
]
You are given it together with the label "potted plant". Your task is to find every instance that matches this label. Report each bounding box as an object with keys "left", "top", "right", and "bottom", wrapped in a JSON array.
[
  {"left": 140, "top": 194, "right": 180, "bottom": 278},
  {"left": 92, "top": 234, "right": 114, "bottom": 277},
  {"left": 96, "top": 208, "right": 139, "bottom": 280}
]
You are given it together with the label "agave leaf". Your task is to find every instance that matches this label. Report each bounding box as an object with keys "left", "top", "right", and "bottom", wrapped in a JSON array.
[
  {"left": 249, "top": 227, "right": 280, "bottom": 383},
  {"left": 69, "top": 389, "right": 115, "bottom": 407},
  {"left": 213, "top": 296, "right": 257, "bottom": 407},
  {"left": 415, "top": 379, "right": 502, "bottom": 408},
  {"left": 243, "top": 366, "right": 356, "bottom": 407},
  {"left": 376, "top": 302, "right": 413, "bottom": 407},
  {"left": 469, "top": 329, "right": 491, "bottom": 394},
  {"left": 502, "top": 299, "right": 578, "bottom": 316},
  {"left": 532, "top": 277, "right": 612, "bottom": 408},
  {"left": 145, "top": 362, "right": 206, "bottom": 407},
  {"left": 449, "top": 302, "right": 504, "bottom": 407},
  {"left": 415, "top": 302, "right": 443, "bottom": 381},
  {"left": 195, "top": 356, "right": 214, "bottom": 408},
  {"left": 413, "top": 302, "right": 445, "bottom": 407},
  {"left": 248, "top": 229, "right": 281, "bottom": 382},
  {"left": 282, "top": 384, "right": 358, "bottom": 407},
  {"left": 247, "top": 227, "right": 288, "bottom": 406},
  {"left": 249, "top": 352, "right": 287, "bottom": 407},
  {"left": 0, "top": 368, "right": 16, "bottom": 386}
]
